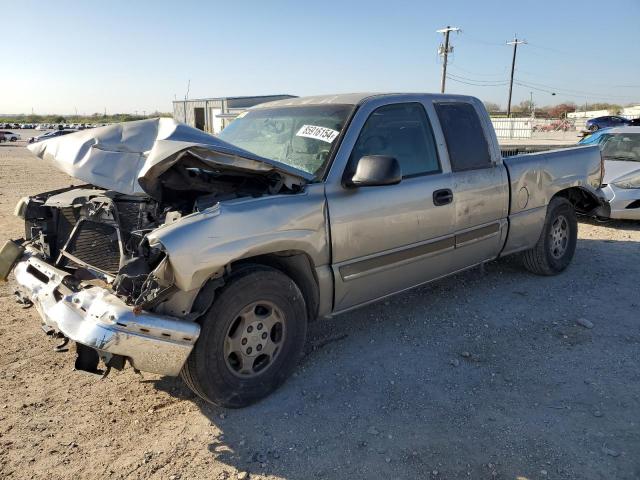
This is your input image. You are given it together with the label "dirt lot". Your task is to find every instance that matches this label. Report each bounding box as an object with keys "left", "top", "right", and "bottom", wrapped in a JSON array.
[{"left": 1, "top": 139, "right": 639, "bottom": 480}]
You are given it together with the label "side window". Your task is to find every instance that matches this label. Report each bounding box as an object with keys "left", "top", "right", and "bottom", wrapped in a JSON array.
[
  {"left": 350, "top": 103, "right": 440, "bottom": 177},
  {"left": 434, "top": 102, "right": 491, "bottom": 171}
]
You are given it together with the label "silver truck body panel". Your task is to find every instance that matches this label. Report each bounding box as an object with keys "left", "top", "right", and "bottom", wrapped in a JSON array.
[
  {"left": 324, "top": 94, "right": 510, "bottom": 311},
  {"left": 146, "top": 183, "right": 330, "bottom": 293},
  {"left": 501, "top": 145, "right": 602, "bottom": 254}
]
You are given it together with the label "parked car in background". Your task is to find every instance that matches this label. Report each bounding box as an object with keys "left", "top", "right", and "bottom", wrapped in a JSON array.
[
  {"left": 580, "top": 126, "right": 640, "bottom": 220},
  {"left": 28, "top": 129, "right": 77, "bottom": 144},
  {"left": 0, "top": 131, "right": 21, "bottom": 141},
  {"left": 3, "top": 94, "right": 605, "bottom": 407},
  {"left": 586, "top": 116, "right": 631, "bottom": 132}
]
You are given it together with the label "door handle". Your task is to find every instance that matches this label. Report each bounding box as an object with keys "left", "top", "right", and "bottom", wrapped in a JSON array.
[{"left": 433, "top": 189, "right": 453, "bottom": 206}]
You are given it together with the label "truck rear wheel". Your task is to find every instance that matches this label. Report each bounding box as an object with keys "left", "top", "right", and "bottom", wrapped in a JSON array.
[
  {"left": 522, "top": 197, "right": 577, "bottom": 275},
  {"left": 181, "top": 265, "right": 307, "bottom": 408}
]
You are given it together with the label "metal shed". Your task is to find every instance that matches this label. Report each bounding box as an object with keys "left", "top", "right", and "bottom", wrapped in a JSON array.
[{"left": 172, "top": 95, "right": 296, "bottom": 134}]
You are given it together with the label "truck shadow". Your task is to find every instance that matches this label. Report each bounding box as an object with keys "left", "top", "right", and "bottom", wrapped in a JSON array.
[
  {"left": 580, "top": 217, "right": 640, "bottom": 231},
  {"left": 152, "top": 236, "right": 640, "bottom": 480}
]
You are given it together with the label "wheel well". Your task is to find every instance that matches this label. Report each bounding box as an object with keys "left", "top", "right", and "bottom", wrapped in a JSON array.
[
  {"left": 230, "top": 252, "right": 320, "bottom": 321},
  {"left": 553, "top": 187, "right": 601, "bottom": 215},
  {"left": 188, "top": 251, "right": 320, "bottom": 324}
]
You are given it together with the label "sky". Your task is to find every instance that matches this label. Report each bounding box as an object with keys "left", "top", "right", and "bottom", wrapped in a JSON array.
[{"left": 2, "top": 0, "right": 639, "bottom": 115}]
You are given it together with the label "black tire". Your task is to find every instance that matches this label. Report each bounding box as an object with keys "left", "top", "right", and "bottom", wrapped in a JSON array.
[
  {"left": 522, "top": 197, "right": 577, "bottom": 275},
  {"left": 181, "top": 265, "right": 307, "bottom": 408}
]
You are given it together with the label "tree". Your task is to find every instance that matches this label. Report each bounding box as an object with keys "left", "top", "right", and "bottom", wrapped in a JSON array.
[
  {"left": 513, "top": 100, "right": 534, "bottom": 114},
  {"left": 587, "top": 103, "right": 621, "bottom": 114},
  {"left": 483, "top": 101, "right": 501, "bottom": 113},
  {"left": 548, "top": 103, "right": 577, "bottom": 118}
]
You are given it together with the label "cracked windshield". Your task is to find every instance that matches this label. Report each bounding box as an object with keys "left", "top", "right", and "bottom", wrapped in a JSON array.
[{"left": 217, "top": 104, "right": 354, "bottom": 177}]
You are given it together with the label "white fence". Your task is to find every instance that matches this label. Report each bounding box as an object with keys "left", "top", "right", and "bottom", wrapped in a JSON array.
[
  {"left": 491, "top": 117, "right": 581, "bottom": 139},
  {"left": 491, "top": 118, "right": 533, "bottom": 139}
]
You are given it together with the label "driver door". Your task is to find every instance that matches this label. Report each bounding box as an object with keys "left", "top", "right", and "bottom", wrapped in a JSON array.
[{"left": 326, "top": 102, "right": 457, "bottom": 312}]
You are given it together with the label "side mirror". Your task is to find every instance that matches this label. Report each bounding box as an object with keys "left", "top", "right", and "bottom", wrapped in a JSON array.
[{"left": 346, "top": 155, "right": 402, "bottom": 187}]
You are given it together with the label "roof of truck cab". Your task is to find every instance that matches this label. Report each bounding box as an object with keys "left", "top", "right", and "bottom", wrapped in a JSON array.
[
  {"left": 252, "top": 92, "right": 478, "bottom": 109},
  {"left": 251, "top": 93, "right": 380, "bottom": 108}
]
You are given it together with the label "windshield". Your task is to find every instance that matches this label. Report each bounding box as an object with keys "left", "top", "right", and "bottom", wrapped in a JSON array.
[
  {"left": 584, "top": 132, "right": 640, "bottom": 161},
  {"left": 217, "top": 105, "right": 354, "bottom": 179}
]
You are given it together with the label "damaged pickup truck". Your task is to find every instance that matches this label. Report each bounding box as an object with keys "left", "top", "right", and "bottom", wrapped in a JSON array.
[{"left": 1, "top": 94, "right": 605, "bottom": 407}]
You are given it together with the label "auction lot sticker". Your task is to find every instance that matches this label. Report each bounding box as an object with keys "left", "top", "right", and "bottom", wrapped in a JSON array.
[{"left": 296, "top": 125, "right": 339, "bottom": 143}]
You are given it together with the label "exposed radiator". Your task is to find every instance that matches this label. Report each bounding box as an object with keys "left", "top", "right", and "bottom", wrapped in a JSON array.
[{"left": 65, "top": 220, "right": 121, "bottom": 273}]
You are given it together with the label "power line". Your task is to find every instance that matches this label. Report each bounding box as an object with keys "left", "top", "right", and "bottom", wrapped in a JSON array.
[
  {"left": 457, "top": 33, "right": 505, "bottom": 48},
  {"left": 448, "top": 63, "right": 508, "bottom": 78},
  {"left": 525, "top": 42, "right": 572, "bottom": 56},
  {"left": 515, "top": 79, "right": 635, "bottom": 101},
  {"left": 447, "top": 72, "right": 508, "bottom": 85},
  {"left": 445, "top": 67, "right": 635, "bottom": 100},
  {"left": 446, "top": 76, "right": 508, "bottom": 87},
  {"left": 516, "top": 68, "right": 640, "bottom": 92},
  {"left": 437, "top": 26, "right": 461, "bottom": 93}
]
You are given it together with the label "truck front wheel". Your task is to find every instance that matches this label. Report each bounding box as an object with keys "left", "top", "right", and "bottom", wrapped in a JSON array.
[
  {"left": 181, "top": 265, "right": 307, "bottom": 408},
  {"left": 522, "top": 197, "right": 577, "bottom": 275}
]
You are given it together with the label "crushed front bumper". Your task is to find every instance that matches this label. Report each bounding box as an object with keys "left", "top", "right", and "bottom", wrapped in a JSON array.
[{"left": 12, "top": 251, "right": 200, "bottom": 376}]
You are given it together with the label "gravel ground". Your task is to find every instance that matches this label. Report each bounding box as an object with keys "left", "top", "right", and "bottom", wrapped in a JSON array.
[{"left": 1, "top": 140, "right": 639, "bottom": 480}]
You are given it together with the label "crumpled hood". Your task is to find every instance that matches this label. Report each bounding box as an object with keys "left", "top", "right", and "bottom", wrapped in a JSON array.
[{"left": 27, "top": 118, "right": 312, "bottom": 199}]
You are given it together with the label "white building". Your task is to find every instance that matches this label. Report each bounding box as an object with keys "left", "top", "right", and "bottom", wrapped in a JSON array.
[
  {"left": 568, "top": 105, "right": 640, "bottom": 120},
  {"left": 622, "top": 105, "right": 640, "bottom": 118},
  {"left": 172, "top": 95, "right": 296, "bottom": 134},
  {"left": 567, "top": 109, "right": 611, "bottom": 120}
]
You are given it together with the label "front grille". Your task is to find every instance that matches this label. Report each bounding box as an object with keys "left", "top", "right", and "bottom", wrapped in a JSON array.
[{"left": 66, "top": 221, "right": 121, "bottom": 273}]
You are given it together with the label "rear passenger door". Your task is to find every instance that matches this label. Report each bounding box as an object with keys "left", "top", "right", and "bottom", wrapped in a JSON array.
[{"left": 433, "top": 101, "right": 509, "bottom": 267}]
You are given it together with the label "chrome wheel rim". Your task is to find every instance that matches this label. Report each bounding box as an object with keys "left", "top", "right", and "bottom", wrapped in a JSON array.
[
  {"left": 224, "top": 300, "right": 286, "bottom": 378},
  {"left": 549, "top": 214, "right": 569, "bottom": 259}
]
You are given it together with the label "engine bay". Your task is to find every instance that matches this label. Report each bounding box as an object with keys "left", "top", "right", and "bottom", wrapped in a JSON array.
[{"left": 17, "top": 162, "right": 302, "bottom": 310}]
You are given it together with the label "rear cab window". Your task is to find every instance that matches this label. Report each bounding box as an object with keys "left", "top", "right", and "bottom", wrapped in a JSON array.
[{"left": 434, "top": 102, "right": 491, "bottom": 171}]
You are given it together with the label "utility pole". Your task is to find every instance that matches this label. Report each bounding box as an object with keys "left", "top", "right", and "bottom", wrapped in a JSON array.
[
  {"left": 437, "top": 26, "right": 460, "bottom": 93},
  {"left": 506, "top": 36, "right": 526, "bottom": 117},
  {"left": 530, "top": 91, "right": 534, "bottom": 117}
]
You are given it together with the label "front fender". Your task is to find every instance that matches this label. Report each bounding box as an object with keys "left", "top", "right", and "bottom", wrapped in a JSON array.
[{"left": 147, "top": 184, "right": 329, "bottom": 292}]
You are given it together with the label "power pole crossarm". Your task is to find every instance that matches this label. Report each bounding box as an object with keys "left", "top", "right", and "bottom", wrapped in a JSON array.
[
  {"left": 506, "top": 36, "right": 526, "bottom": 117},
  {"left": 437, "top": 26, "right": 461, "bottom": 94}
]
